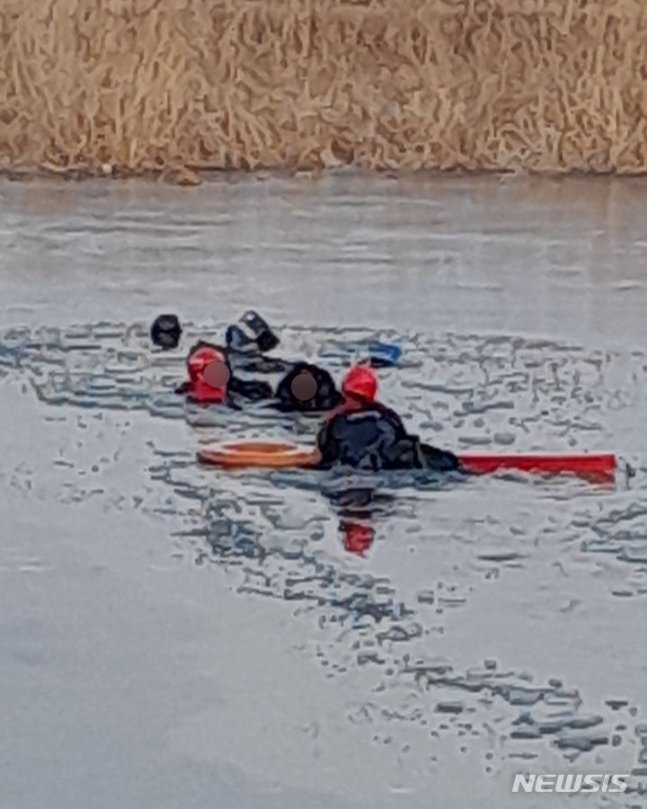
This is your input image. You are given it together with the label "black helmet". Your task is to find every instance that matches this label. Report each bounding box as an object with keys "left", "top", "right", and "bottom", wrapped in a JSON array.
[{"left": 151, "top": 314, "right": 182, "bottom": 349}]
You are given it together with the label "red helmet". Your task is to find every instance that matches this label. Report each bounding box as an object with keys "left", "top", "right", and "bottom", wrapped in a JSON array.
[
  {"left": 187, "top": 345, "right": 229, "bottom": 402},
  {"left": 188, "top": 345, "right": 225, "bottom": 379},
  {"left": 342, "top": 365, "right": 378, "bottom": 402}
]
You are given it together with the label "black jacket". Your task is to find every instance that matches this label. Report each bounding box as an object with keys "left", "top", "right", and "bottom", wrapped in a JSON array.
[
  {"left": 317, "top": 404, "right": 460, "bottom": 472},
  {"left": 274, "top": 362, "right": 342, "bottom": 413}
]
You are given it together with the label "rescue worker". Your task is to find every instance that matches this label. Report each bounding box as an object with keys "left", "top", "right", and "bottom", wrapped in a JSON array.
[
  {"left": 177, "top": 345, "right": 342, "bottom": 412},
  {"left": 224, "top": 310, "right": 291, "bottom": 374},
  {"left": 274, "top": 362, "right": 342, "bottom": 412},
  {"left": 316, "top": 365, "right": 460, "bottom": 472},
  {"left": 151, "top": 313, "right": 182, "bottom": 349},
  {"left": 175, "top": 344, "right": 272, "bottom": 404}
]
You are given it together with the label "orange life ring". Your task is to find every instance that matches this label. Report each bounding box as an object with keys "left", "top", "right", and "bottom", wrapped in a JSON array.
[{"left": 197, "top": 440, "right": 319, "bottom": 469}]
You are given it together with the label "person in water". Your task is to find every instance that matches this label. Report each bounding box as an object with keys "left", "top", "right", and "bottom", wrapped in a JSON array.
[
  {"left": 316, "top": 365, "right": 460, "bottom": 472},
  {"left": 177, "top": 343, "right": 342, "bottom": 412},
  {"left": 274, "top": 361, "right": 341, "bottom": 412},
  {"left": 179, "top": 310, "right": 289, "bottom": 372},
  {"left": 151, "top": 313, "right": 182, "bottom": 350},
  {"left": 176, "top": 344, "right": 272, "bottom": 404}
]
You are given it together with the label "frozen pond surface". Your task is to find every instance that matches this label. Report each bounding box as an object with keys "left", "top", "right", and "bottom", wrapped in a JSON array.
[{"left": 1, "top": 174, "right": 647, "bottom": 809}]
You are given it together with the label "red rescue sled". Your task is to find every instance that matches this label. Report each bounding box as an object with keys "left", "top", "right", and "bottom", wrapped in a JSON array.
[{"left": 459, "top": 452, "right": 616, "bottom": 481}]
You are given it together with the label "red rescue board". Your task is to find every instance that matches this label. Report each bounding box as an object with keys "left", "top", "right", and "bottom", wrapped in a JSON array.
[{"left": 459, "top": 453, "right": 616, "bottom": 480}]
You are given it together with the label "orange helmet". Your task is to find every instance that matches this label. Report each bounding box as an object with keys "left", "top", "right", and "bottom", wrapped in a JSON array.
[{"left": 342, "top": 365, "right": 378, "bottom": 402}]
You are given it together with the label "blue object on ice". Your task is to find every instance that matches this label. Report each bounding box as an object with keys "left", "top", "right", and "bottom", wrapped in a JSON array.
[{"left": 368, "top": 341, "right": 402, "bottom": 367}]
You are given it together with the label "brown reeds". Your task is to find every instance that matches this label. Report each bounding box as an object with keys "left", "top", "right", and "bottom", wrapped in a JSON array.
[{"left": 2, "top": 0, "right": 647, "bottom": 179}]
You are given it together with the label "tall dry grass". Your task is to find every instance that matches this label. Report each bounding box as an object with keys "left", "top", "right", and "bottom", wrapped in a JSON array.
[{"left": 2, "top": 0, "right": 647, "bottom": 179}]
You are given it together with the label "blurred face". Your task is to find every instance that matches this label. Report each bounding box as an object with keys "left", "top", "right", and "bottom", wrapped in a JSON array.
[
  {"left": 188, "top": 348, "right": 229, "bottom": 390},
  {"left": 290, "top": 370, "right": 318, "bottom": 402},
  {"left": 202, "top": 359, "right": 230, "bottom": 389}
]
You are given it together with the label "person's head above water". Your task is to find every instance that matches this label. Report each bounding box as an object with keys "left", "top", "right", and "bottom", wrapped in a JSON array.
[
  {"left": 151, "top": 313, "right": 182, "bottom": 350},
  {"left": 187, "top": 344, "right": 231, "bottom": 402},
  {"left": 342, "top": 365, "right": 378, "bottom": 403}
]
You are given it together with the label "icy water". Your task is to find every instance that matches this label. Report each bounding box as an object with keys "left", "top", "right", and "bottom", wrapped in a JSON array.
[{"left": 1, "top": 174, "right": 647, "bottom": 809}]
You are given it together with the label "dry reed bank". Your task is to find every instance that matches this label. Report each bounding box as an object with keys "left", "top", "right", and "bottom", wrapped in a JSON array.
[{"left": 2, "top": 0, "right": 647, "bottom": 180}]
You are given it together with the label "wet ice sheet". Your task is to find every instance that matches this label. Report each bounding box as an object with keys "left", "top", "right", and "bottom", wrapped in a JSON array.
[{"left": 1, "top": 175, "right": 647, "bottom": 809}]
